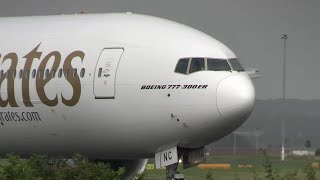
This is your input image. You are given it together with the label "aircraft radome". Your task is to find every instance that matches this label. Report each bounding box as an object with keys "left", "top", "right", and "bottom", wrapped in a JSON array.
[{"left": 0, "top": 13, "right": 255, "bottom": 180}]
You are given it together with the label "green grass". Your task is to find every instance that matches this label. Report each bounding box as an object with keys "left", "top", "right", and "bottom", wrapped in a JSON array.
[
  {"left": 0, "top": 154, "right": 319, "bottom": 180},
  {"left": 144, "top": 155, "right": 320, "bottom": 180}
]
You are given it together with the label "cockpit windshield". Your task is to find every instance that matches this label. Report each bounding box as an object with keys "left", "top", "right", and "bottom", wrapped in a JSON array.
[
  {"left": 207, "top": 59, "right": 231, "bottom": 71},
  {"left": 228, "top": 58, "right": 244, "bottom": 71},
  {"left": 189, "top": 58, "right": 205, "bottom": 73},
  {"left": 175, "top": 57, "right": 244, "bottom": 74},
  {"left": 174, "top": 58, "right": 189, "bottom": 74}
]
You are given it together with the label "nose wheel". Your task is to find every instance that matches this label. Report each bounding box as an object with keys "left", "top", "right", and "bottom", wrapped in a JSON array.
[
  {"left": 166, "top": 163, "right": 186, "bottom": 180},
  {"left": 166, "top": 163, "right": 178, "bottom": 180}
]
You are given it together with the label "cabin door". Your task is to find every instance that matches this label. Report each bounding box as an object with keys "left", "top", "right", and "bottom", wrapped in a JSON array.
[{"left": 94, "top": 48, "right": 124, "bottom": 99}]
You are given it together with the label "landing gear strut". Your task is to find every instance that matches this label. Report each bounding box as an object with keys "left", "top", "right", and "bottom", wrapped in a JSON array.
[
  {"left": 166, "top": 162, "right": 179, "bottom": 180},
  {"left": 166, "top": 157, "right": 185, "bottom": 180}
]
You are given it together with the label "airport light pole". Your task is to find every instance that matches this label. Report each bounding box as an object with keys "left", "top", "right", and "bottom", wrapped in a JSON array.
[
  {"left": 281, "top": 34, "right": 288, "bottom": 161},
  {"left": 282, "top": 34, "right": 288, "bottom": 99}
]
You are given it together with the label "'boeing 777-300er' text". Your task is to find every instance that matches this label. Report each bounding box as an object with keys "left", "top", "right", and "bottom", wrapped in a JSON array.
[{"left": 0, "top": 13, "right": 255, "bottom": 179}]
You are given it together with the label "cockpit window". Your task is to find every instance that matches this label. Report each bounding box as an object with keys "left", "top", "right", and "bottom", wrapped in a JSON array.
[
  {"left": 174, "top": 57, "right": 244, "bottom": 74},
  {"left": 174, "top": 58, "right": 189, "bottom": 74},
  {"left": 189, "top": 58, "right": 205, "bottom": 74},
  {"left": 228, "top": 58, "right": 244, "bottom": 71},
  {"left": 207, "top": 59, "right": 231, "bottom": 71}
]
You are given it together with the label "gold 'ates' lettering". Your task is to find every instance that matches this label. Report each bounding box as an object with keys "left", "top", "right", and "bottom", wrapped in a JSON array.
[
  {"left": 22, "top": 43, "right": 42, "bottom": 107},
  {"left": 36, "top": 51, "right": 61, "bottom": 106},
  {"left": 62, "top": 51, "right": 85, "bottom": 106},
  {"left": 0, "top": 53, "right": 19, "bottom": 107},
  {"left": 0, "top": 44, "right": 85, "bottom": 107}
]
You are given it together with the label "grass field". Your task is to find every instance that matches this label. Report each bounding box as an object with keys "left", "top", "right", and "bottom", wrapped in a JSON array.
[{"left": 144, "top": 154, "right": 320, "bottom": 180}]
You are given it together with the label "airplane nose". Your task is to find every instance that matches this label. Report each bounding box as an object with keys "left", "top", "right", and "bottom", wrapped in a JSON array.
[{"left": 217, "top": 75, "right": 255, "bottom": 124}]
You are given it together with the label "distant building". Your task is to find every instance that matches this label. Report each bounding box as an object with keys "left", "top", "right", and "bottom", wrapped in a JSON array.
[{"left": 291, "top": 150, "right": 314, "bottom": 156}]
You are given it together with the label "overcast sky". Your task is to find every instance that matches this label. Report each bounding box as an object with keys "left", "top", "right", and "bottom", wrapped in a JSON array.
[{"left": 1, "top": 0, "right": 319, "bottom": 100}]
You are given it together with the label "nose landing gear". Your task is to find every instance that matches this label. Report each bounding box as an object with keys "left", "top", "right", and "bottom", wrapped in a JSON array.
[
  {"left": 162, "top": 146, "right": 205, "bottom": 180},
  {"left": 166, "top": 163, "right": 186, "bottom": 180}
]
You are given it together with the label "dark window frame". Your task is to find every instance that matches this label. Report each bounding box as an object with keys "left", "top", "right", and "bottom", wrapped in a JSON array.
[
  {"left": 80, "top": 68, "right": 85, "bottom": 78},
  {"left": 58, "top": 69, "right": 63, "bottom": 78},
  {"left": 52, "top": 69, "right": 56, "bottom": 78},
  {"left": 32, "top": 69, "right": 36, "bottom": 79},
  {"left": 174, "top": 58, "right": 190, "bottom": 75},
  {"left": 228, "top": 58, "right": 245, "bottom": 72},
  {"left": 19, "top": 69, "right": 23, "bottom": 79},
  {"left": 98, "top": 68, "right": 102, "bottom": 78},
  {"left": 73, "top": 68, "right": 78, "bottom": 77},
  {"left": 189, "top": 58, "right": 205, "bottom": 74},
  {"left": 45, "top": 69, "right": 49, "bottom": 79},
  {"left": 207, "top": 58, "right": 232, "bottom": 71},
  {"left": 174, "top": 57, "right": 244, "bottom": 75}
]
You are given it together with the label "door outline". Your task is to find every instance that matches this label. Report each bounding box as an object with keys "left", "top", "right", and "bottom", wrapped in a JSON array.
[{"left": 93, "top": 48, "right": 124, "bottom": 99}]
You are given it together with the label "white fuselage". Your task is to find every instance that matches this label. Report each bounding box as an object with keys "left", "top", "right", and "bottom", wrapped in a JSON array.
[{"left": 0, "top": 13, "right": 255, "bottom": 159}]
